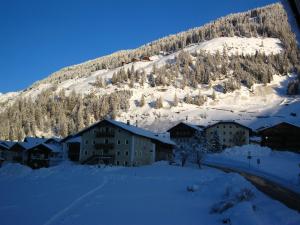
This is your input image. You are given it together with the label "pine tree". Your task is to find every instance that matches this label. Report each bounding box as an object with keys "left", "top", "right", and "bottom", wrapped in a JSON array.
[
  {"left": 173, "top": 93, "right": 179, "bottom": 107},
  {"left": 140, "top": 95, "right": 145, "bottom": 107},
  {"left": 155, "top": 96, "right": 163, "bottom": 109}
]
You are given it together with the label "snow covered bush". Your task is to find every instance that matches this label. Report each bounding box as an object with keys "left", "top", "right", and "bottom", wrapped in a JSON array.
[
  {"left": 186, "top": 184, "right": 199, "bottom": 192},
  {"left": 210, "top": 188, "right": 255, "bottom": 214}
]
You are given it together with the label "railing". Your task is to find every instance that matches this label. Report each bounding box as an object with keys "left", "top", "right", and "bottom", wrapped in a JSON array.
[
  {"left": 94, "top": 143, "right": 114, "bottom": 150},
  {"left": 95, "top": 132, "right": 115, "bottom": 138}
]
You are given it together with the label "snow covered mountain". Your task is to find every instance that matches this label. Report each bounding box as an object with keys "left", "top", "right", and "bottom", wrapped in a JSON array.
[{"left": 0, "top": 2, "right": 300, "bottom": 140}]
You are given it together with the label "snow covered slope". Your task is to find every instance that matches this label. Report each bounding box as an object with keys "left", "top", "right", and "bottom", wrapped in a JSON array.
[{"left": 1, "top": 36, "right": 297, "bottom": 135}]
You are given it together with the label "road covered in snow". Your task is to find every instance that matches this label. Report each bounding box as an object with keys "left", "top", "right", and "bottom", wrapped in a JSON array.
[
  {"left": 0, "top": 162, "right": 300, "bottom": 225},
  {"left": 204, "top": 145, "right": 300, "bottom": 194}
]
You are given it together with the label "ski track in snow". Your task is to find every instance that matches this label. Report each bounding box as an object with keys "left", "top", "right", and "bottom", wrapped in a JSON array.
[{"left": 43, "top": 177, "right": 108, "bottom": 225}]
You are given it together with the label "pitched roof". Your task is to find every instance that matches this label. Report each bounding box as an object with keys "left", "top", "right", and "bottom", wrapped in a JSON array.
[
  {"left": 257, "top": 122, "right": 300, "bottom": 133},
  {"left": 24, "top": 137, "right": 48, "bottom": 145},
  {"left": 204, "top": 120, "right": 252, "bottom": 131},
  {"left": 0, "top": 141, "right": 16, "bottom": 148},
  {"left": 66, "top": 119, "right": 175, "bottom": 145},
  {"left": 27, "top": 143, "right": 62, "bottom": 153}
]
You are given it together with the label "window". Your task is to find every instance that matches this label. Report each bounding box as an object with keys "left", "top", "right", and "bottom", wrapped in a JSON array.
[
  {"left": 116, "top": 161, "right": 119, "bottom": 165},
  {"left": 117, "top": 140, "right": 120, "bottom": 145},
  {"left": 118, "top": 129, "right": 121, "bottom": 133},
  {"left": 135, "top": 151, "right": 137, "bottom": 156},
  {"left": 85, "top": 151, "right": 87, "bottom": 155},
  {"left": 124, "top": 161, "right": 128, "bottom": 166},
  {"left": 106, "top": 127, "right": 109, "bottom": 132},
  {"left": 223, "top": 125, "right": 225, "bottom": 128},
  {"left": 229, "top": 131, "right": 232, "bottom": 134},
  {"left": 223, "top": 139, "right": 226, "bottom": 142},
  {"left": 217, "top": 126, "right": 219, "bottom": 128},
  {"left": 105, "top": 139, "right": 109, "bottom": 144},
  {"left": 125, "top": 140, "right": 129, "bottom": 145},
  {"left": 139, "top": 151, "right": 142, "bottom": 157},
  {"left": 93, "top": 140, "right": 95, "bottom": 145},
  {"left": 125, "top": 151, "right": 129, "bottom": 156},
  {"left": 229, "top": 126, "right": 232, "bottom": 128},
  {"left": 223, "top": 132, "right": 226, "bottom": 135},
  {"left": 117, "top": 151, "right": 120, "bottom": 156},
  {"left": 85, "top": 140, "right": 88, "bottom": 145}
]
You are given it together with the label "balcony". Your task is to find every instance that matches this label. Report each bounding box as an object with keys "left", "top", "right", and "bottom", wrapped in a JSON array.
[
  {"left": 94, "top": 143, "right": 114, "bottom": 150},
  {"left": 95, "top": 131, "right": 115, "bottom": 138}
]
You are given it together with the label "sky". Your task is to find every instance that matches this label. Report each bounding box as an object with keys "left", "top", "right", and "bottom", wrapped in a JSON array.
[{"left": 0, "top": 0, "right": 279, "bottom": 93}]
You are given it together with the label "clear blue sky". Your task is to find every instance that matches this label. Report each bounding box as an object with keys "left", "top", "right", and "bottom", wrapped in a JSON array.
[{"left": 0, "top": 0, "right": 279, "bottom": 93}]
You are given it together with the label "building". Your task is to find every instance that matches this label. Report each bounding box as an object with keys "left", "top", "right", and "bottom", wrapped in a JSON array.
[
  {"left": 26, "top": 139, "right": 63, "bottom": 169},
  {"left": 167, "top": 122, "right": 204, "bottom": 143},
  {"left": 0, "top": 141, "right": 16, "bottom": 161},
  {"left": 62, "top": 119, "right": 175, "bottom": 166},
  {"left": 0, "top": 137, "right": 63, "bottom": 168},
  {"left": 258, "top": 122, "right": 300, "bottom": 152},
  {"left": 204, "top": 121, "right": 251, "bottom": 149}
]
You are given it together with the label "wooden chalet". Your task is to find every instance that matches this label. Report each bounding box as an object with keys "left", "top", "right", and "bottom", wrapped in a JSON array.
[
  {"left": 258, "top": 122, "right": 300, "bottom": 152},
  {"left": 167, "top": 122, "right": 203, "bottom": 142}
]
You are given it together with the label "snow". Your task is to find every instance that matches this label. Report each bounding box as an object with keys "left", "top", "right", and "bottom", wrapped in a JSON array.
[
  {"left": 0, "top": 36, "right": 298, "bottom": 137},
  {"left": 204, "top": 145, "right": 300, "bottom": 193},
  {"left": 71, "top": 119, "right": 175, "bottom": 145},
  {"left": 185, "top": 37, "right": 282, "bottom": 56},
  {"left": 0, "top": 162, "right": 299, "bottom": 225}
]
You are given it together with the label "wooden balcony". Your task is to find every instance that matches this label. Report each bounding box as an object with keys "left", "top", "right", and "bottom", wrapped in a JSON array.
[
  {"left": 95, "top": 132, "right": 115, "bottom": 138},
  {"left": 94, "top": 143, "right": 114, "bottom": 150}
]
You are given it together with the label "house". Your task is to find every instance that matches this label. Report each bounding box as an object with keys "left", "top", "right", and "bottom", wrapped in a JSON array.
[
  {"left": 141, "top": 56, "right": 151, "bottom": 61},
  {"left": 62, "top": 119, "right": 175, "bottom": 166},
  {"left": 131, "top": 58, "right": 139, "bottom": 63},
  {"left": 204, "top": 121, "right": 251, "bottom": 149},
  {"left": 8, "top": 142, "right": 33, "bottom": 163},
  {"left": 1, "top": 137, "right": 60, "bottom": 166},
  {"left": 167, "top": 122, "right": 204, "bottom": 143},
  {"left": 26, "top": 140, "right": 63, "bottom": 169},
  {"left": 258, "top": 122, "right": 300, "bottom": 152},
  {"left": 0, "top": 141, "right": 16, "bottom": 161}
]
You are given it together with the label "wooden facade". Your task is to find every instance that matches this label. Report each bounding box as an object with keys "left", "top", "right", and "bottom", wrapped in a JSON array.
[
  {"left": 167, "top": 122, "right": 202, "bottom": 142},
  {"left": 27, "top": 144, "right": 52, "bottom": 169},
  {"left": 259, "top": 122, "right": 300, "bottom": 152}
]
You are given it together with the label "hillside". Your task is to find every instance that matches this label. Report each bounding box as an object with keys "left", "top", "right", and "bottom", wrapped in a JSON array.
[{"left": 0, "top": 3, "right": 300, "bottom": 140}]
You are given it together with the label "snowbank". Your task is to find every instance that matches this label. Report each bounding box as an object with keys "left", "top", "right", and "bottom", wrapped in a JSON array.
[
  {"left": 0, "top": 163, "right": 299, "bottom": 225},
  {"left": 205, "top": 145, "right": 300, "bottom": 193}
]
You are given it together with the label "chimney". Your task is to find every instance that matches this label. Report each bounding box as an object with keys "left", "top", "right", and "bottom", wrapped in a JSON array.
[
  {"left": 127, "top": 120, "right": 130, "bottom": 125},
  {"left": 186, "top": 116, "right": 188, "bottom": 121},
  {"left": 136, "top": 120, "right": 138, "bottom": 127}
]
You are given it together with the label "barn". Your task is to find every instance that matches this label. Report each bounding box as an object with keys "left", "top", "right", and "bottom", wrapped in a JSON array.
[{"left": 258, "top": 122, "right": 300, "bottom": 152}]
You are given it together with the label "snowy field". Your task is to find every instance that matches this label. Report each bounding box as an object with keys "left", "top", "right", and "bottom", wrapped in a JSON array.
[
  {"left": 0, "top": 162, "right": 300, "bottom": 225},
  {"left": 205, "top": 145, "right": 300, "bottom": 193}
]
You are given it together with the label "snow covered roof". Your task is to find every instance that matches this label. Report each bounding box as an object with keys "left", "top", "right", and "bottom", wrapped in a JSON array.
[
  {"left": 69, "top": 119, "right": 175, "bottom": 145},
  {"left": 27, "top": 143, "right": 62, "bottom": 153},
  {"left": 10, "top": 142, "right": 35, "bottom": 151},
  {"left": 182, "top": 122, "right": 203, "bottom": 132},
  {"left": 24, "top": 137, "right": 48, "bottom": 145},
  {"left": 65, "top": 136, "right": 81, "bottom": 143},
  {"left": 204, "top": 120, "right": 252, "bottom": 131},
  {"left": 256, "top": 121, "right": 300, "bottom": 132},
  {"left": 106, "top": 119, "right": 175, "bottom": 145},
  {"left": 167, "top": 122, "right": 203, "bottom": 132},
  {"left": 0, "top": 141, "right": 16, "bottom": 148}
]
